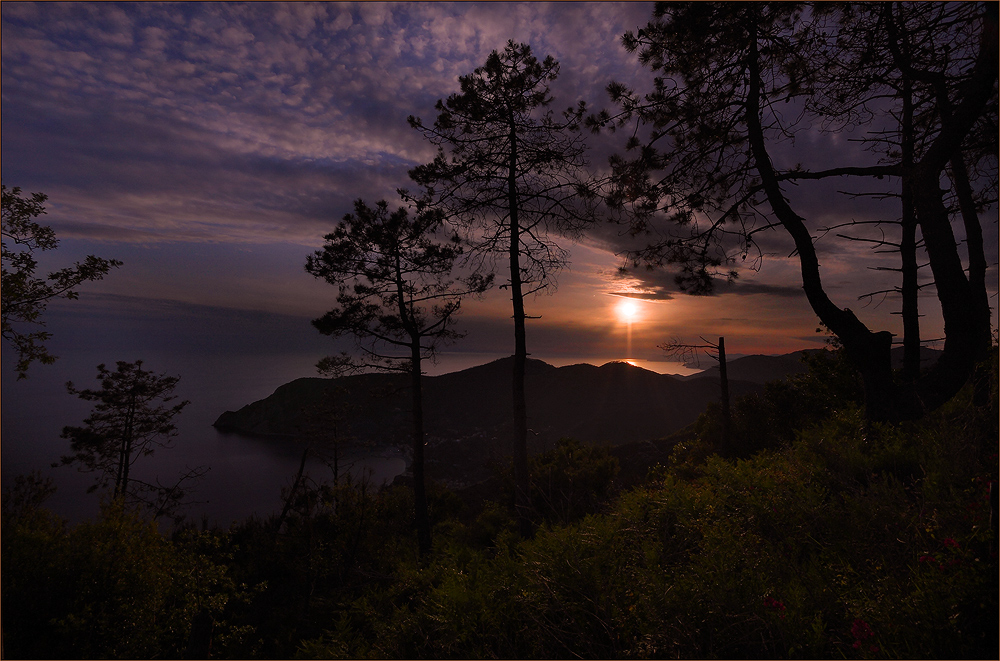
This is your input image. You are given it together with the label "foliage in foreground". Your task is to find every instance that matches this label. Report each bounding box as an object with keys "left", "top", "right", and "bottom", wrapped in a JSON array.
[
  {"left": 1, "top": 487, "right": 252, "bottom": 659},
  {"left": 3, "top": 353, "right": 997, "bottom": 659},
  {"left": 299, "top": 356, "right": 997, "bottom": 660}
]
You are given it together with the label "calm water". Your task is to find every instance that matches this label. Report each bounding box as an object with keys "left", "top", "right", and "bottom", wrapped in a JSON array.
[{"left": 2, "top": 345, "right": 695, "bottom": 527}]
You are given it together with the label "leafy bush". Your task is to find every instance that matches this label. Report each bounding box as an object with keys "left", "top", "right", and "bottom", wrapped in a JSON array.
[
  {"left": 692, "top": 348, "right": 865, "bottom": 458},
  {"left": 2, "top": 492, "right": 247, "bottom": 659},
  {"left": 300, "top": 365, "right": 996, "bottom": 659},
  {"left": 524, "top": 437, "right": 620, "bottom": 526},
  {"left": 489, "top": 436, "right": 620, "bottom": 530},
  {"left": 221, "top": 473, "right": 416, "bottom": 658}
]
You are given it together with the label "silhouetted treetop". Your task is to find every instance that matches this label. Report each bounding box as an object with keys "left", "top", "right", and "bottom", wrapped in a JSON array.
[{"left": 1, "top": 184, "right": 122, "bottom": 378}]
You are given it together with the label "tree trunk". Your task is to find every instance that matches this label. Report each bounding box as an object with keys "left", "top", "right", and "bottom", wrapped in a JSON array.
[
  {"left": 410, "top": 342, "right": 431, "bottom": 557},
  {"left": 900, "top": 74, "right": 921, "bottom": 381},
  {"left": 392, "top": 245, "right": 432, "bottom": 557},
  {"left": 947, "top": 155, "right": 993, "bottom": 407},
  {"left": 718, "top": 337, "right": 732, "bottom": 455},
  {"left": 508, "top": 116, "right": 532, "bottom": 538},
  {"left": 745, "top": 14, "right": 996, "bottom": 421},
  {"left": 910, "top": 169, "right": 981, "bottom": 412},
  {"left": 275, "top": 447, "right": 309, "bottom": 533},
  {"left": 745, "top": 30, "right": 900, "bottom": 422},
  {"left": 116, "top": 392, "right": 137, "bottom": 499},
  {"left": 909, "top": 3, "right": 997, "bottom": 412},
  {"left": 931, "top": 33, "right": 994, "bottom": 406}
]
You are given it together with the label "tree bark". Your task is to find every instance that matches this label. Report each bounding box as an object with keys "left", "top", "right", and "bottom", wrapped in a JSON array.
[
  {"left": 718, "top": 336, "right": 731, "bottom": 455},
  {"left": 909, "top": 169, "right": 981, "bottom": 412},
  {"left": 116, "top": 391, "right": 137, "bottom": 499},
  {"left": 508, "top": 115, "right": 532, "bottom": 538},
  {"left": 948, "top": 153, "right": 993, "bottom": 407},
  {"left": 900, "top": 74, "right": 921, "bottom": 381},
  {"left": 410, "top": 342, "right": 431, "bottom": 557}
]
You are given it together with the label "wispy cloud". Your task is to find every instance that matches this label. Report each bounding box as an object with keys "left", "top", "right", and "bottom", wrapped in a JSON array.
[
  {"left": 2, "top": 2, "right": 651, "bottom": 246},
  {"left": 2, "top": 2, "right": 993, "bottom": 352}
]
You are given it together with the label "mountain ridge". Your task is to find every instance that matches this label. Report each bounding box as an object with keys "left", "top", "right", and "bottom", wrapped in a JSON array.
[
  {"left": 213, "top": 355, "right": 766, "bottom": 451},
  {"left": 210, "top": 349, "right": 877, "bottom": 487},
  {"left": 682, "top": 345, "right": 942, "bottom": 383}
]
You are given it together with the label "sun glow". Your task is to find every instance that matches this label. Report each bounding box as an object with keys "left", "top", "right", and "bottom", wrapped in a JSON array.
[
  {"left": 617, "top": 298, "right": 641, "bottom": 323},
  {"left": 615, "top": 296, "right": 644, "bottom": 360}
]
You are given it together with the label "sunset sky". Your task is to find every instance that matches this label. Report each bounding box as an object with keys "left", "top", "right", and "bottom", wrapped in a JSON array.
[{"left": 3, "top": 2, "right": 997, "bottom": 373}]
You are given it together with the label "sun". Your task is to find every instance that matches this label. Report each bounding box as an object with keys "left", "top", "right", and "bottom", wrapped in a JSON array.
[{"left": 617, "top": 298, "right": 641, "bottom": 323}]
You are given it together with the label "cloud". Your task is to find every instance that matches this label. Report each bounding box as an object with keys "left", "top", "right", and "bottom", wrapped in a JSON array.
[
  {"left": 2, "top": 1, "right": 994, "bottom": 356},
  {"left": 2, "top": 2, "right": 662, "bottom": 249},
  {"left": 607, "top": 290, "right": 675, "bottom": 301},
  {"left": 42, "top": 291, "right": 339, "bottom": 357},
  {"left": 716, "top": 280, "right": 803, "bottom": 298}
]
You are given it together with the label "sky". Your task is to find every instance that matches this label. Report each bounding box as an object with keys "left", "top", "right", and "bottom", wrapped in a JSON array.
[{"left": 2, "top": 1, "right": 997, "bottom": 375}]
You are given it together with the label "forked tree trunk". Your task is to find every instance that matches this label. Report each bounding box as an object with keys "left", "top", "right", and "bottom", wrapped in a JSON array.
[{"left": 745, "top": 19, "right": 994, "bottom": 422}]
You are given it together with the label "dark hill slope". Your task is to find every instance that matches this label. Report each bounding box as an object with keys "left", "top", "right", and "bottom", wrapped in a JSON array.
[
  {"left": 686, "top": 346, "right": 942, "bottom": 384},
  {"left": 214, "top": 357, "right": 759, "bottom": 450},
  {"left": 686, "top": 351, "right": 812, "bottom": 384}
]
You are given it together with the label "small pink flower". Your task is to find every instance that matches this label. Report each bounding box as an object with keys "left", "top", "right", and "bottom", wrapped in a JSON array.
[
  {"left": 764, "top": 596, "right": 786, "bottom": 611},
  {"left": 851, "top": 618, "right": 873, "bottom": 640},
  {"left": 942, "top": 537, "right": 959, "bottom": 548}
]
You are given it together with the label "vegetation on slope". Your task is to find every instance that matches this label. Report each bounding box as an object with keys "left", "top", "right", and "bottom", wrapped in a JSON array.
[{"left": 3, "top": 349, "right": 997, "bottom": 659}]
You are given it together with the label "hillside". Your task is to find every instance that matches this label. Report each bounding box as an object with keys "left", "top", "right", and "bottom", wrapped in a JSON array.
[
  {"left": 683, "top": 350, "right": 813, "bottom": 383},
  {"left": 213, "top": 356, "right": 761, "bottom": 451},
  {"left": 687, "top": 346, "right": 943, "bottom": 383}
]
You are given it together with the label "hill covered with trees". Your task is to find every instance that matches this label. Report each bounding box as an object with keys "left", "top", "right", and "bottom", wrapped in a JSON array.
[{"left": 213, "top": 356, "right": 765, "bottom": 448}]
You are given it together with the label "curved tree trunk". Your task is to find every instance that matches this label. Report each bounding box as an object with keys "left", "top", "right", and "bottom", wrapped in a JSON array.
[
  {"left": 744, "top": 11, "right": 996, "bottom": 421},
  {"left": 746, "top": 31, "right": 899, "bottom": 421},
  {"left": 909, "top": 170, "right": 981, "bottom": 412}
]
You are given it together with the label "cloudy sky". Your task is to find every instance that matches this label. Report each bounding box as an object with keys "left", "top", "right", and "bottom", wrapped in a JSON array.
[{"left": 3, "top": 2, "right": 997, "bottom": 373}]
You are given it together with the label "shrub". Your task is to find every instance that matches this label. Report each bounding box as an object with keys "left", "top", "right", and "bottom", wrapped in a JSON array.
[
  {"left": 304, "top": 378, "right": 996, "bottom": 659},
  {"left": 2, "top": 493, "right": 246, "bottom": 659}
]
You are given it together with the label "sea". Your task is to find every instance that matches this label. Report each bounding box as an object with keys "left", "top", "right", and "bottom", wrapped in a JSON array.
[{"left": 2, "top": 343, "right": 696, "bottom": 528}]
